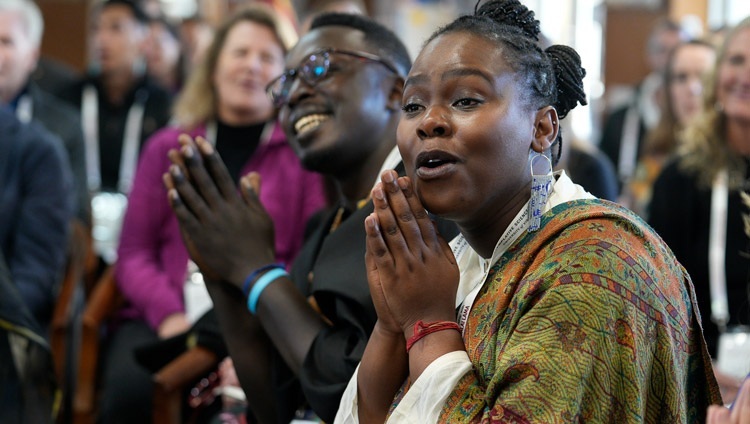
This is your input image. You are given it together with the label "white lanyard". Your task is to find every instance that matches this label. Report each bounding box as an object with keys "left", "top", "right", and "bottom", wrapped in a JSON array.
[
  {"left": 82, "top": 84, "right": 148, "bottom": 193},
  {"left": 15, "top": 94, "right": 33, "bottom": 124},
  {"left": 617, "top": 104, "right": 640, "bottom": 183},
  {"left": 709, "top": 169, "right": 730, "bottom": 330},
  {"left": 455, "top": 203, "right": 531, "bottom": 334}
]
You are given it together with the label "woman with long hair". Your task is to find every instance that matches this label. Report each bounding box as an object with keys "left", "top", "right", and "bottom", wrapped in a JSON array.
[{"left": 649, "top": 16, "right": 750, "bottom": 404}]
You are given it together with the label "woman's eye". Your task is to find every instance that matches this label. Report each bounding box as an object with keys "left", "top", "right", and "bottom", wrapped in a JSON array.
[
  {"left": 453, "top": 98, "right": 480, "bottom": 108},
  {"left": 401, "top": 103, "right": 422, "bottom": 114},
  {"left": 726, "top": 54, "right": 746, "bottom": 66},
  {"left": 671, "top": 73, "right": 689, "bottom": 84}
]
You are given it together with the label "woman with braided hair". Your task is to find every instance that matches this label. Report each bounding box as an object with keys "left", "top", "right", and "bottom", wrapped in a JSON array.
[{"left": 335, "top": 0, "right": 721, "bottom": 422}]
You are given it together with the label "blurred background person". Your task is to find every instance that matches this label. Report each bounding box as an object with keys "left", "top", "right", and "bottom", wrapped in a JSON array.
[
  {"left": 58, "top": 0, "right": 172, "bottom": 265},
  {"left": 624, "top": 39, "right": 716, "bottom": 218},
  {"left": 0, "top": 250, "right": 57, "bottom": 424},
  {"left": 293, "top": 0, "right": 366, "bottom": 34},
  {"left": 179, "top": 13, "right": 214, "bottom": 78},
  {"left": 538, "top": 33, "right": 618, "bottom": 201},
  {"left": 0, "top": 105, "right": 74, "bottom": 333},
  {"left": 555, "top": 119, "right": 619, "bottom": 202},
  {"left": 649, "top": 16, "right": 750, "bottom": 405},
  {"left": 100, "top": 5, "right": 326, "bottom": 423},
  {"left": 0, "top": 0, "right": 89, "bottom": 224},
  {"left": 600, "top": 18, "right": 687, "bottom": 190},
  {"left": 144, "top": 15, "right": 184, "bottom": 94}
]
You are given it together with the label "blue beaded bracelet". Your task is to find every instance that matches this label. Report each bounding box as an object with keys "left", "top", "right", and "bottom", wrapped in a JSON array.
[
  {"left": 242, "top": 263, "right": 285, "bottom": 298},
  {"left": 247, "top": 268, "right": 288, "bottom": 314}
]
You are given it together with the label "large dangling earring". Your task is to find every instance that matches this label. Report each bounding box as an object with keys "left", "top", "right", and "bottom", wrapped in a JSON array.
[{"left": 528, "top": 151, "right": 554, "bottom": 232}]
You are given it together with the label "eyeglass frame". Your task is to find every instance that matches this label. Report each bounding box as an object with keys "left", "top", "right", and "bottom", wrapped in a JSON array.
[{"left": 265, "top": 48, "right": 401, "bottom": 107}]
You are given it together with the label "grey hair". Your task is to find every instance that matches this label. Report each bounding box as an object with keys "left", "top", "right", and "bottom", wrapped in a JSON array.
[{"left": 0, "top": 0, "right": 44, "bottom": 47}]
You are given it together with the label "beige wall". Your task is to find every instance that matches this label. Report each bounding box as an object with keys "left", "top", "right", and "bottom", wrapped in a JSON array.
[{"left": 669, "top": 0, "right": 708, "bottom": 31}]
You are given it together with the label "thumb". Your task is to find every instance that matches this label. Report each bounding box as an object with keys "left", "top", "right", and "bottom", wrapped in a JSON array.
[{"left": 240, "top": 172, "right": 261, "bottom": 203}]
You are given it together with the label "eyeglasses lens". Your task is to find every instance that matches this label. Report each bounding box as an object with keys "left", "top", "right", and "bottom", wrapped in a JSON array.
[
  {"left": 272, "top": 52, "right": 330, "bottom": 105},
  {"left": 302, "top": 52, "right": 329, "bottom": 84}
]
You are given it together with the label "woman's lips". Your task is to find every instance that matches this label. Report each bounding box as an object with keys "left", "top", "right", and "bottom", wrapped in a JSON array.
[{"left": 414, "top": 150, "right": 459, "bottom": 180}]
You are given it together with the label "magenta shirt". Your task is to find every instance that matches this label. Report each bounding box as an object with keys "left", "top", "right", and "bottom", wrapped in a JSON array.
[{"left": 115, "top": 122, "right": 327, "bottom": 330}]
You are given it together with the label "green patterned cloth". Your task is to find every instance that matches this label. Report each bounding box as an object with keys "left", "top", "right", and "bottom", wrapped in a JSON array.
[{"left": 436, "top": 199, "right": 721, "bottom": 423}]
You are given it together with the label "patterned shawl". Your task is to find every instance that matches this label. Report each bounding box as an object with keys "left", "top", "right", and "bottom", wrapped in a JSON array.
[{"left": 439, "top": 199, "right": 721, "bottom": 423}]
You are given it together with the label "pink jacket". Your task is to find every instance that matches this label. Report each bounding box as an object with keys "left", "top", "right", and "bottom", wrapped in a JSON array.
[{"left": 115, "top": 122, "right": 326, "bottom": 330}]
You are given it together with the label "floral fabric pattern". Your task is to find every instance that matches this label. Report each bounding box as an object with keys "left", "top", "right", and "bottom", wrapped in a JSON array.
[{"left": 439, "top": 199, "right": 720, "bottom": 423}]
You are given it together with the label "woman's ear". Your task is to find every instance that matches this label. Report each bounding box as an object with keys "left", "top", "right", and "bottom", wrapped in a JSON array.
[
  {"left": 386, "top": 76, "right": 405, "bottom": 112},
  {"left": 530, "top": 106, "right": 559, "bottom": 153}
]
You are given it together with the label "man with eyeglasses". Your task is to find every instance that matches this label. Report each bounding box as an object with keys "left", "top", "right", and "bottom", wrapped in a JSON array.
[{"left": 164, "top": 12, "right": 459, "bottom": 423}]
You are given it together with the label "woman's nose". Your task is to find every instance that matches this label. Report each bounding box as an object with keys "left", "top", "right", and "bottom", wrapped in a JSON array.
[
  {"left": 416, "top": 106, "right": 452, "bottom": 139},
  {"left": 688, "top": 76, "right": 703, "bottom": 96}
]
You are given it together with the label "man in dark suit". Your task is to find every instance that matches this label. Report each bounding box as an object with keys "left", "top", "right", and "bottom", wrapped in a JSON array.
[
  {"left": 0, "top": 249, "right": 57, "bottom": 424},
  {"left": 0, "top": 0, "right": 89, "bottom": 223},
  {"left": 0, "top": 105, "right": 74, "bottom": 331}
]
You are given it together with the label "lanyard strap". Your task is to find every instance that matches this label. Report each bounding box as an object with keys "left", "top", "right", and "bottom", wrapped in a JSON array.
[
  {"left": 82, "top": 84, "right": 148, "bottom": 193},
  {"left": 709, "top": 169, "right": 729, "bottom": 330},
  {"left": 15, "top": 94, "right": 33, "bottom": 124},
  {"left": 455, "top": 203, "right": 531, "bottom": 334},
  {"left": 617, "top": 104, "right": 640, "bottom": 183}
]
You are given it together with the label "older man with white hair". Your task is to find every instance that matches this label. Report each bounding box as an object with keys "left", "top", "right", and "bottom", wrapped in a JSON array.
[{"left": 0, "top": 0, "right": 88, "bottom": 222}]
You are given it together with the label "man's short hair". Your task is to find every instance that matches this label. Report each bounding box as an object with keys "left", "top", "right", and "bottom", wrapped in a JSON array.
[
  {"left": 96, "top": 0, "right": 149, "bottom": 25},
  {"left": 309, "top": 12, "right": 411, "bottom": 76},
  {"left": 0, "top": 0, "right": 44, "bottom": 47}
]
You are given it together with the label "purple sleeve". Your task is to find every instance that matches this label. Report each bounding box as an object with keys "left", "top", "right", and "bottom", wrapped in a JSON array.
[
  {"left": 115, "top": 129, "right": 188, "bottom": 331},
  {"left": 280, "top": 168, "right": 327, "bottom": 266}
]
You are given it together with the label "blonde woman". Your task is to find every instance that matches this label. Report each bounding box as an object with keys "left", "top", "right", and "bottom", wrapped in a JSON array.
[{"left": 649, "top": 16, "right": 750, "bottom": 405}]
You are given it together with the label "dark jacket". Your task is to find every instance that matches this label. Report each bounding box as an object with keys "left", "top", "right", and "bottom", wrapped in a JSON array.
[
  {"left": 0, "top": 106, "right": 74, "bottom": 329},
  {"left": 25, "top": 82, "right": 90, "bottom": 223}
]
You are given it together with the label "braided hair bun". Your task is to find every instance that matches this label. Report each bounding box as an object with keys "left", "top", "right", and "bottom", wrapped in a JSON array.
[
  {"left": 475, "top": 0, "right": 540, "bottom": 41},
  {"left": 545, "top": 44, "right": 588, "bottom": 119},
  {"left": 472, "top": 0, "right": 587, "bottom": 119}
]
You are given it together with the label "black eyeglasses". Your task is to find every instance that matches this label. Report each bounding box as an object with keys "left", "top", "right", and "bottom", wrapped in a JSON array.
[{"left": 266, "top": 48, "right": 400, "bottom": 107}]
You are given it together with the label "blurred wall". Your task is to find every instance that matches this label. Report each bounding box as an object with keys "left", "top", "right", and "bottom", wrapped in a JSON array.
[{"left": 37, "top": 0, "right": 89, "bottom": 72}]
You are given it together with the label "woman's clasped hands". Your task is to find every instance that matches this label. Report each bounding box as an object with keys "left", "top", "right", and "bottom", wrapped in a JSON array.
[{"left": 364, "top": 169, "right": 460, "bottom": 344}]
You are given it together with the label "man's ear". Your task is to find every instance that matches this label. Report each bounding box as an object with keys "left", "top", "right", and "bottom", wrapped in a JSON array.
[
  {"left": 28, "top": 46, "right": 41, "bottom": 73},
  {"left": 530, "top": 106, "right": 559, "bottom": 153},
  {"left": 386, "top": 76, "right": 404, "bottom": 112}
]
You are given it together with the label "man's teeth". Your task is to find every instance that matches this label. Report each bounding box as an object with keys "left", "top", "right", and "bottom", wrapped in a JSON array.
[{"left": 294, "top": 114, "right": 329, "bottom": 134}]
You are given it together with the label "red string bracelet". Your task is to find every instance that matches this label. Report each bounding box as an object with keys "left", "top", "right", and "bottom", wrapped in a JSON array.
[{"left": 405, "top": 320, "right": 461, "bottom": 353}]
